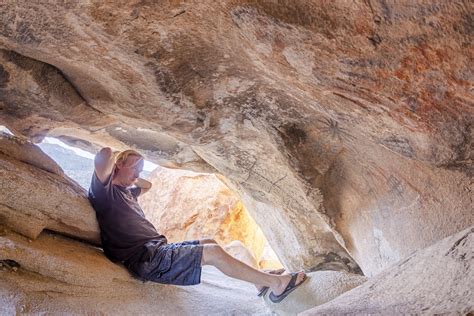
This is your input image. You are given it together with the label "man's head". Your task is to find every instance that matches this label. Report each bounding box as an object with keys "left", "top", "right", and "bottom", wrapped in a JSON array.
[{"left": 113, "top": 149, "right": 144, "bottom": 187}]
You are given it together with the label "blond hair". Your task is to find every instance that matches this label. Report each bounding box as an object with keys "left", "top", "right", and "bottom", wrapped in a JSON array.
[{"left": 114, "top": 149, "right": 143, "bottom": 165}]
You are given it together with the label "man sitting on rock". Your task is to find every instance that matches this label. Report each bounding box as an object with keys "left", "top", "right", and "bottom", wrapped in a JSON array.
[{"left": 88, "top": 147, "right": 306, "bottom": 303}]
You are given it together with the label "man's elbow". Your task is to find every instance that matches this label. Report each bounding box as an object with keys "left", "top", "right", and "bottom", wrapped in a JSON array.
[
  {"left": 141, "top": 186, "right": 152, "bottom": 195},
  {"left": 95, "top": 148, "right": 113, "bottom": 163},
  {"left": 143, "top": 179, "right": 152, "bottom": 189},
  {"left": 98, "top": 147, "right": 113, "bottom": 158}
]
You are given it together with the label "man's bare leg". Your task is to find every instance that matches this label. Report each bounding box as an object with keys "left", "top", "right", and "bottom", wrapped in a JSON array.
[
  {"left": 198, "top": 239, "right": 286, "bottom": 292},
  {"left": 200, "top": 243, "right": 305, "bottom": 296}
]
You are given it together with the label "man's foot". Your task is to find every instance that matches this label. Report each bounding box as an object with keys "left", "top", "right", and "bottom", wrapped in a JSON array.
[
  {"left": 268, "top": 271, "right": 306, "bottom": 303},
  {"left": 256, "top": 268, "right": 286, "bottom": 296}
]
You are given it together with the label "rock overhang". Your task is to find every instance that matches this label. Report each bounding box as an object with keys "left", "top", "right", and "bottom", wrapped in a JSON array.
[{"left": 0, "top": 0, "right": 472, "bottom": 277}]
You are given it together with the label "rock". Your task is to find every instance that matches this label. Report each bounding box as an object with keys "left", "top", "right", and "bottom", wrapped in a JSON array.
[
  {"left": 300, "top": 226, "right": 474, "bottom": 315},
  {"left": 224, "top": 240, "right": 259, "bottom": 268},
  {"left": 0, "top": 134, "right": 100, "bottom": 244},
  {"left": 321, "top": 139, "right": 474, "bottom": 276},
  {"left": 0, "top": 226, "right": 129, "bottom": 286},
  {"left": 262, "top": 270, "right": 366, "bottom": 316},
  {"left": 0, "top": 227, "right": 271, "bottom": 315},
  {"left": 139, "top": 167, "right": 273, "bottom": 265},
  {"left": 259, "top": 243, "right": 285, "bottom": 270},
  {"left": 0, "top": 0, "right": 472, "bottom": 280},
  {"left": 0, "top": 132, "right": 64, "bottom": 176}
]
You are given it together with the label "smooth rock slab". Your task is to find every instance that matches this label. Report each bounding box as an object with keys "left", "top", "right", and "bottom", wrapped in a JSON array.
[
  {"left": 0, "top": 132, "right": 64, "bottom": 176},
  {"left": 0, "top": 136, "right": 100, "bottom": 244},
  {"left": 300, "top": 226, "right": 474, "bottom": 315},
  {"left": 261, "top": 270, "right": 366, "bottom": 316},
  {"left": 0, "top": 227, "right": 271, "bottom": 315}
]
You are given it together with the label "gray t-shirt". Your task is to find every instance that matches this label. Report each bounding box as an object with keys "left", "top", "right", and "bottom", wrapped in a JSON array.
[{"left": 88, "top": 167, "right": 167, "bottom": 265}]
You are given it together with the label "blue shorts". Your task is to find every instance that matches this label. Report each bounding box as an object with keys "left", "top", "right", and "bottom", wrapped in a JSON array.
[{"left": 128, "top": 240, "right": 203, "bottom": 286}]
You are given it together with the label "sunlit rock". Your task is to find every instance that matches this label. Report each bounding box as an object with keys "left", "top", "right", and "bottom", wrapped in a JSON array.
[
  {"left": 224, "top": 240, "right": 259, "bottom": 268},
  {"left": 139, "top": 167, "right": 280, "bottom": 267}
]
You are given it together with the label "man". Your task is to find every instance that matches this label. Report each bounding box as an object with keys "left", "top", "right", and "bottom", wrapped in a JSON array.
[{"left": 88, "top": 147, "right": 306, "bottom": 303}]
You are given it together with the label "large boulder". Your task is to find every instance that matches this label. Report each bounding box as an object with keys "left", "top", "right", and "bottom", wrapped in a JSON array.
[
  {"left": 300, "top": 226, "right": 474, "bottom": 315},
  {"left": 262, "top": 270, "right": 366, "bottom": 315},
  {"left": 0, "top": 133, "right": 100, "bottom": 244},
  {"left": 0, "top": 132, "right": 63, "bottom": 176},
  {"left": 224, "top": 240, "right": 259, "bottom": 268}
]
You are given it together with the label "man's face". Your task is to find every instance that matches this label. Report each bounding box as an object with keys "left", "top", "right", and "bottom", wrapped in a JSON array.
[{"left": 116, "top": 155, "right": 144, "bottom": 187}]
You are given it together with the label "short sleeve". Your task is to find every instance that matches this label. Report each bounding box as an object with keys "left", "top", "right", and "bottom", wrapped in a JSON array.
[
  {"left": 89, "top": 171, "right": 106, "bottom": 199},
  {"left": 88, "top": 168, "right": 116, "bottom": 209},
  {"left": 129, "top": 186, "right": 142, "bottom": 199}
]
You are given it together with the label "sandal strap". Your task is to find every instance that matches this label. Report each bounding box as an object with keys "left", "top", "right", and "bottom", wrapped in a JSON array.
[{"left": 287, "top": 272, "right": 298, "bottom": 289}]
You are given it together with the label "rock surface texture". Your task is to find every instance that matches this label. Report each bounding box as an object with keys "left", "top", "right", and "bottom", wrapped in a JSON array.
[
  {"left": 0, "top": 226, "right": 271, "bottom": 315},
  {"left": 262, "top": 270, "right": 366, "bottom": 315},
  {"left": 0, "top": 133, "right": 100, "bottom": 244},
  {"left": 0, "top": 0, "right": 473, "bottom": 314},
  {"left": 300, "top": 226, "right": 474, "bottom": 315}
]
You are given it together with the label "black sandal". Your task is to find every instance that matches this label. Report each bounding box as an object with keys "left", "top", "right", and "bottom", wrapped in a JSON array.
[
  {"left": 257, "top": 268, "right": 285, "bottom": 297},
  {"left": 268, "top": 272, "right": 307, "bottom": 303}
]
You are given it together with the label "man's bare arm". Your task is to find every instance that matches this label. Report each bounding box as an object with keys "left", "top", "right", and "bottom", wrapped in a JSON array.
[
  {"left": 134, "top": 177, "right": 152, "bottom": 195},
  {"left": 94, "top": 147, "right": 116, "bottom": 184}
]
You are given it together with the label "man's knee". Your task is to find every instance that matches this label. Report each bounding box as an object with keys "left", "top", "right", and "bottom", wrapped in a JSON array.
[
  {"left": 199, "top": 238, "right": 217, "bottom": 245},
  {"left": 201, "top": 244, "right": 225, "bottom": 266}
]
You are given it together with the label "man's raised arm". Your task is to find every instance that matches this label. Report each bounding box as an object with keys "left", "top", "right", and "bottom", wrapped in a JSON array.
[{"left": 94, "top": 147, "right": 116, "bottom": 184}]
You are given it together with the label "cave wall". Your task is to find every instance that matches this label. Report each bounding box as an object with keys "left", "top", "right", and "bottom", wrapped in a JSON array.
[
  {"left": 1, "top": 0, "right": 473, "bottom": 276},
  {"left": 0, "top": 134, "right": 471, "bottom": 314},
  {"left": 301, "top": 226, "right": 474, "bottom": 315}
]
